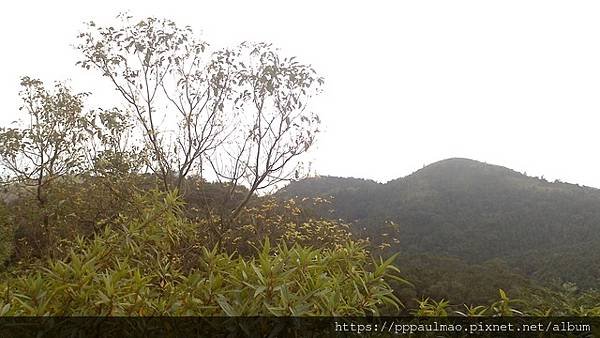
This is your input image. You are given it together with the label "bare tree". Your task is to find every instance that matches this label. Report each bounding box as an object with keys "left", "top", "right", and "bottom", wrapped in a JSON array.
[
  {"left": 76, "top": 14, "right": 229, "bottom": 192},
  {"left": 209, "top": 42, "right": 323, "bottom": 223},
  {"left": 76, "top": 15, "right": 323, "bottom": 228}
]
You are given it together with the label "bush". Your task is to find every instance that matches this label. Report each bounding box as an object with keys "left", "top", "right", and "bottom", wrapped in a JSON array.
[
  {"left": 0, "top": 191, "right": 403, "bottom": 316},
  {"left": 6, "top": 174, "right": 147, "bottom": 263},
  {"left": 413, "top": 288, "right": 600, "bottom": 317},
  {"left": 212, "top": 197, "right": 362, "bottom": 255}
]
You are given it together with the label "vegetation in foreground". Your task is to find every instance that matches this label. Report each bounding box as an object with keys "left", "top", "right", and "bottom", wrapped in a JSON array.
[{"left": 2, "top": 189, "right": 600, "bottom": 317}]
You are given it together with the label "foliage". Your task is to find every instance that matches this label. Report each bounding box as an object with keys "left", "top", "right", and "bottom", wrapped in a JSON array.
[
  {"left": 0, "top": 77, "right": 94, "bottom": 232},
  {"left": 392, "top": 255, "right": 533, "bottom": 309},
  {"left": 76, "top": 15, "right": 221, "bottom": 192},
  {"left": 0, "top": 77, "right": 93, "bottom": 187},
  {"left": 0, "top": 191, "right": 402, "bottom": 316},
  {"left": 415, "top": 288, "right": 600, "bottom": 317},
  {"left": 75, "top": 14, "right": 323, "bottom": 219},
  {"left": 0, "top": 202, "right": 14, "bottom": 267},
  {"left": 5, "top": 174, "right": 145, "bottom": 263},
  {"left": 212, "top": 197, "right": 361, "bottom": 255},
  {"left": 517, "top": 284, "right": 600, "bottom": 316}
]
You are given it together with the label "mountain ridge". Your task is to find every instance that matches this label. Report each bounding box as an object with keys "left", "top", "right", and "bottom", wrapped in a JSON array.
[
  {"left": 276, "top": 157, "right": 600, "bottom": 288},
  {"left": 285, "top": 158, "right": 596, "bottom": 191}
]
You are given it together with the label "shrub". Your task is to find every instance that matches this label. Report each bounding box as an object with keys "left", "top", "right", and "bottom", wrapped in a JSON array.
[{"left": 0, "top": 191, "right": 403, "bottom": 316}]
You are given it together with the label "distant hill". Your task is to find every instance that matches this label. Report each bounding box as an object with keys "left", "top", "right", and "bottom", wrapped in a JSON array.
[{"left": 277, "top": 158, "right": 600, "bottom": 288}]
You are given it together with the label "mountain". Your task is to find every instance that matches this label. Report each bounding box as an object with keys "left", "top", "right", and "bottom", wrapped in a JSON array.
[{"left": 277, "top": 158, "right": 600, "bottom": 288}]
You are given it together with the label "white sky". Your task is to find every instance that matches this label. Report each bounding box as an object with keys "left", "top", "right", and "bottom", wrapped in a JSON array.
[{"left": 1, "top": 1, "right": 599, "bottom": 187}]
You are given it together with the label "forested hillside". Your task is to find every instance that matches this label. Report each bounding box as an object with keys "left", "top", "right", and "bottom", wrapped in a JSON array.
[{"left": 278, "top": 158, "right": 600, "bottom": 290}]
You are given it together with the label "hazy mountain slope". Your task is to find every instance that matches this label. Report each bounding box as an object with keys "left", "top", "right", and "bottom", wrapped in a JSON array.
[{"left": 277, "top": 158, "right": 600, "bottom": 287}]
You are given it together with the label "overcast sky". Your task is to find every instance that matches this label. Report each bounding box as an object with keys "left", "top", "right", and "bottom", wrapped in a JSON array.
[{"left": 1, "top": 1, "right": 599, "bottom": 187}]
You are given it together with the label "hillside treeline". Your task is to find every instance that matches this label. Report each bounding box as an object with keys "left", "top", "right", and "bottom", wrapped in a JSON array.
[{"left": 278, "top": 158, "right": 600, "bottom": 300}]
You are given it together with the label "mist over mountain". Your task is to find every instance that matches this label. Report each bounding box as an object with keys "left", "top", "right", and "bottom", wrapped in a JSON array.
[{"left": 278, "top": 158, "right": 600, "bottom": 288}]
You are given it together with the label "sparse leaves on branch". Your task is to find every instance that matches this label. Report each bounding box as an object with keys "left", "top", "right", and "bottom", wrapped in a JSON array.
[
  {"left": 75, "top": 14, "right": 323, "bottom": 218},
  {"left": 0, "top": 77, "right": 93, "bottom": 204},
  {"left": 76, "top": 14, "right": 228, "bottom": 192}
]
